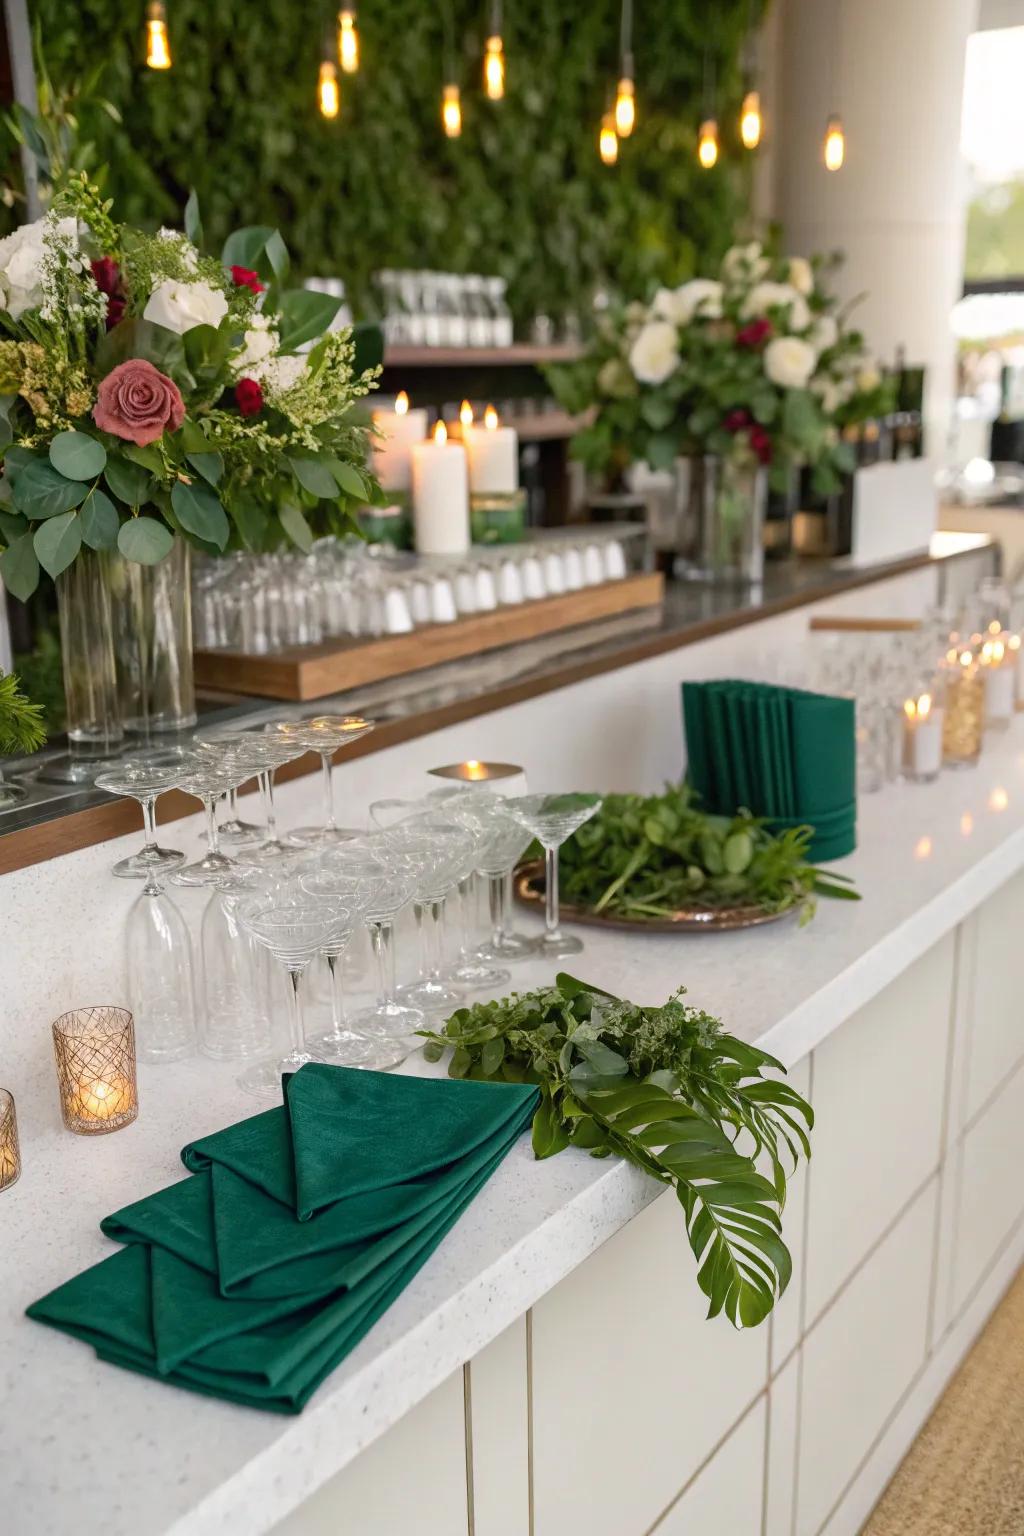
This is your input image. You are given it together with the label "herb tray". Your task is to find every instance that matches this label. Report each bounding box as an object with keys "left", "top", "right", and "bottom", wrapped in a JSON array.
[{"left": 514, "top": 860, "right": 793, "bottom": 933}]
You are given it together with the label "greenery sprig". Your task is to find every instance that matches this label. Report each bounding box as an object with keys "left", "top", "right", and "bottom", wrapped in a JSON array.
[
  {"left": 422, "top": 973, "right": 813, "bottom": 1328},
  {"left": 0, "top": 669, "right": 46, "bottom": 754},
  {"left": 557, "top": 782, "right": 858, "bottom": 925}
]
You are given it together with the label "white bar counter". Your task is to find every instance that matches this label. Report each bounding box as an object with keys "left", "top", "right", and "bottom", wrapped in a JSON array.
[{"left": 4, "top": 550, "right": 1024, "bottom": 1535}]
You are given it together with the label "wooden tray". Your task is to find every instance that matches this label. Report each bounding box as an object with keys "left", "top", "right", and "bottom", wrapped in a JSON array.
[
  {"left": 194, "top": 570, "right": 664, "bottom": 702},
  {"left": 514, "top": 859, "right": 794, "bottom": 934}
]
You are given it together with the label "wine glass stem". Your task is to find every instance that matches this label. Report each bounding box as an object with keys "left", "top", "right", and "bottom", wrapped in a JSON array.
[
  {"left": 284, "top": 963, "right": 306, "bottom": 1053},
  {"left": 370, "top": 920, "right": 397, "bottom": 1006},
  {"left": 457, "top": 874, "right": 474, "bottom": 961},
  {"left": 139, "top": 794, "right": 158, "bottom": 854},
  {"left": 428, "top": 898, "right": 445, "bottom": 979},
  {"left": 204, "top": 795, "right": 220, "bottom": 856},
  {"left": 412, "top": 901, "right": 426, "bottom": 980},
  {"left": 259, "top": 770, "right": 278, "bottom": 842},
  {"left": 488, "top": 873, "right": 506, "bottom": 944},
  {"left": 326, "top": 950, "right": 347, "bottom": 1034},
  {"left": 225, "top": 785, "right": 238, "bottom": 825},
  {"left": 320, "top": 752, "right": 336, "bottom": 832},
  {"left": 544, "top": 845, "right": 561, "bottom": 939}
]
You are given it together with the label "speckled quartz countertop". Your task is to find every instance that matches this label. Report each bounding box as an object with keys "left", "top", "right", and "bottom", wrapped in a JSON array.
[{"left": 7, "top": 709, "right": 1024, "bottom": 1535}]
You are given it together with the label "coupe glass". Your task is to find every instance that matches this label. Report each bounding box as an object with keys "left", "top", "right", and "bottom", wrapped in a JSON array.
[
  {"left": 236, "top": 892, "right": 353, "bottom": 1097},
  {"left": 473, "top": 804, "right": 539, "bottom": 962},
  {"left": 125, "top": 870, "right": 198, "bottom": 1063},
  {"left": 94, "top": 762, "right": 186, "bottom": 880},
  {"left": 192, "top": 729, "right": 265, "bottom": 847},
  {"left": 232, "top": 732, "right": 304, "bottom": 863},
  {"left": 441, "top": 798, "right": 512, "bottom": 989},
  {"left": 274, "top": 714, "right": 376, "bottom": 846},
  {"left": 386, "top": 822, "right": 474, "bottom": 1013},
  {"left": 504, "top": 792, "right": 603, "bottom": 957},
  {"left": 348, "top": 845, "right": 424, "bottom": 1038},
  {"left": 171, "top": 762, "right": 243, "bottom": 886}
]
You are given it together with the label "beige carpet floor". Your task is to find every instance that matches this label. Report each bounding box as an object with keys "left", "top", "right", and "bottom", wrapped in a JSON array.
[{"left": 863, "top": 1268, "right": 1024, "bottom": 1534}]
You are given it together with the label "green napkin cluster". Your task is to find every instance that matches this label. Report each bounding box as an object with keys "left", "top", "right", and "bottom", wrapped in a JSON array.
[
  {"left": 682, "top": 679, "right": 856, "bottom": 862},
  {"left": 26, "top": 1064, "right": 539, "bottom": 1414}
]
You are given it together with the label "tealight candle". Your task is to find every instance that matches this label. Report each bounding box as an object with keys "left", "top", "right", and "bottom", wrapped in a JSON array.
[
  {"left": 464, "top": 404, "right": 519, "bottom": 494},
  {"left": 943, "top": 650, "right": 984, "bottom": 768},
  {"left": 0, "top": 1088, "right": 20, "bottom": 1192},
  {"left": 979, "top": 635, "right": 1014, "bottom": 729},
  {"left": 411, "top": 421, "right": 471, "bottom": 555},
  {"left": 902, "top": 691, "right": 944, "bottom": 783},
  {"left": 427, "top": 761, "right": 528, "bottom": 794},
  {"left": 372, "top": 391, "right": 428, "bottom": 493},
  {"left": 52, "top": 1007, "right": 138, "bottom": 1136}
]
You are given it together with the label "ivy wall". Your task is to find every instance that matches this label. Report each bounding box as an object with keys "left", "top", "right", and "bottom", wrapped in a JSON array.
[{"left": 21, "top": 0, "right": 762, "bottom": 325}]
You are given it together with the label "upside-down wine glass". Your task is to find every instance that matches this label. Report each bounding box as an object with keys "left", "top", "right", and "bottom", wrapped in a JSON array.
[
  {"left": 94, "top": 762, "right": 186, "bottom": 879},
  {"left": 236, "top": 892, "right": 353, "bottom": 1097},
  {"left": 199, "top": 865, "right": 275, "bottom": 1062},
  {"left": 275, "top": 715, "right": 376, "bottom": 846},
  {"left": 125, "top": 867, "right": 199, "bottom": 1063},
  {"left": 504, "top": 792, "right": 603, "bottom": 957}
]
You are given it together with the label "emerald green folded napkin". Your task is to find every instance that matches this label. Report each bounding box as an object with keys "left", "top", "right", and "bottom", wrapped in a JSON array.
[
  {"left": 28, "top": 1065, "right": 540, "bottom": 1413},
  {"left": 681, "top": 679, "right": 856, "bottom": 861}
]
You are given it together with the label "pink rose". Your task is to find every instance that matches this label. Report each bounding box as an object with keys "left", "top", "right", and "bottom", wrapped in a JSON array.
[{"left": 93, "top": 359, "right": 185, "bottom": 447}]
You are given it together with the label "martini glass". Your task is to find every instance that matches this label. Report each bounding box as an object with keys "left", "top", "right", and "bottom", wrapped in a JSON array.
[
  {"left": 171, "top": 761, "right": 244, "bottom": 886},
  {"left": 236, "top": 893, "right": 352, "bottom": 1097},
  {"left": 473, "top": 804, "right": 539, "bottom": 962},
  {"left": 504, "top": 792, "right": 603, "bottom": 957},
  {"left": 275, "top": 714, "right": 376, "bottom": 846},
  {"left": 94, "top": 762, "right": 186, "bottom": 879}
]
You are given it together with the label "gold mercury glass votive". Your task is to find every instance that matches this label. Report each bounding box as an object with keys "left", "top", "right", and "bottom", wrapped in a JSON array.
[
  {"left": 942, "top": 649, "right": 984, "bottom": 768},
  {"left": 0, "top": 1088, "right": 20, "bottom": 1190},
  {"left": 52, "top": 1006, "right": 139, "bottom": 1135}
]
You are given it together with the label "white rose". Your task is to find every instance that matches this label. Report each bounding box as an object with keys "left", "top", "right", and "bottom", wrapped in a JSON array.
[
  {"left": 857, "top": 364, "right": 882, "bottom": 393},
  {"left": 742, "top": 281, "right": 810, "bottom": 331},
  {"left": 654, "top": 278, "right": 723, "bottom": 325},
  {"left": 0, "top": 215, "right": 76, "bottom": 318},
  {"left": 764, "top": 336, "right": 816, "bottom": 390},
  {"left": 144, "top": 277, "right": 229, "bottom": 334},
  {"left": 723, "top": 241, "right": 768, "bottom": 282},
  {"left": 230, "top": 313, "right": 278, "bottom": 376},
  {"left": 256, "top": 353, "right": 307, "bottom": 395},
  {"left": 628, "top": 320, "right": 680, "bottom": 386},
  {"left": 788, "top": 256, "right": 814, "bottom": 296},
  {"left": 808, "top": 314, "right": 838, "bottom": 354}
]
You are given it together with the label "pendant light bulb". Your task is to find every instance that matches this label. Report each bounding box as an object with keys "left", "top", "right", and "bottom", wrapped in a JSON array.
[
  {"left": 145, "top": 2, "right": 172, "bottom": 70},
  {"left": 318, "top": 59, "right": 340, "bottom": 119},
  {"left": 337, "top": 9, "right": 359, "bottom": 74},
  {"left": 599, "top": 112, "right": 619, "bottom": 165},
  {"left": 442, "top": 83, "right": 462, "bottom": 138},
  {"left": 614, "top": 76, "right": 636, "bottom": 137},
  {"left": 740, "top": 89, "right": 762, "bottom": 150},
  {"left": 698, "top": 118, "right": 719, "bottom": 169},
  {"left": 823, "top": 113, "right": 845, "bottom": 171},
  {"left": 484, "top": 35, "right": 505, "bottom": 100}
]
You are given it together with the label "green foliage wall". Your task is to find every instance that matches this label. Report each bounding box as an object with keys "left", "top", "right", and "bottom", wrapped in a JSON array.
[{"left": 21, "top": 0, "right": 762, "bottom": 325}]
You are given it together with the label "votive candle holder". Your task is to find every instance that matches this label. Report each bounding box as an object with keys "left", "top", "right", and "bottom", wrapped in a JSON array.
[
  {"left": 942, "top": 649, "right": 984, "bottom": 768},
  {"left": 0, "top": 1088, "right": 20, "bottom": 1191},
  {"left": 52, "top": 1006, "right": 139, "bottom": 1135}
]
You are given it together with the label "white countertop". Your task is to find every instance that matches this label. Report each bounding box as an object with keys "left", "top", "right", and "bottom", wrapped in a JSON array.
[{"left": 7, "top": 713, "right": 1024, "bottom": 1535}]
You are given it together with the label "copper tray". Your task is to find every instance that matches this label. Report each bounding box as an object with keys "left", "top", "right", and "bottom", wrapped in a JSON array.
[{"left": 514, "top": 860, "right": 793, "bottom": 934}]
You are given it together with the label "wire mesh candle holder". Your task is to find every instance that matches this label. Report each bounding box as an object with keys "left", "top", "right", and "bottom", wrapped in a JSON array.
[
  {"left": 0, "top": 1088, "right": 20, "bottom": 1191},
  {"left": 52, "top": 1007, "right": 139, "bottom": 1136}
]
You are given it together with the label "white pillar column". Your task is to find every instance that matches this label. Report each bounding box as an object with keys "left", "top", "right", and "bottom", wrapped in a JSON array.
[{"left": 772, "top": 0, "right": 979, "bottom": 452}]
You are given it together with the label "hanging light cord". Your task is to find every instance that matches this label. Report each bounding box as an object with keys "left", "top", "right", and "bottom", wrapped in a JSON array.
[
  {"left": 703, "top": 49, "right": 716, "bottom": 120},
  {"left": 489, "top": 0, "right": 503, "bottom": 36},
  {"left": 620, "top": 0, "right": 634, "bottom": 78}
]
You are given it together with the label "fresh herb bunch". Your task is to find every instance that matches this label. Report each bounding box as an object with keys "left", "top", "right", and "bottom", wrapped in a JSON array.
[
  {"left": 557, "top": 782, "right": 858, "bottom": 924},
  {"left": 422, "top": 973, "right": 813, "bottom": 1328},
  {"left": 0, "top": 669, "right": 46, "bottom": 754}
]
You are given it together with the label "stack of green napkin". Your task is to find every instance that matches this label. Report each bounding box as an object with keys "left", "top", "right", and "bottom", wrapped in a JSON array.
[
  {"left": 27, "top": 1065, "right": 539, "bottom": 1414},
  {"left": 682, "top": 679, "right": 856, "bottom": 861}
]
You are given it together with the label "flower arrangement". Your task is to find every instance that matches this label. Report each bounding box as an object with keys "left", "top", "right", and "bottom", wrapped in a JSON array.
[
  {"left": 0, "top": 174, "right": 382, "bottom": 601},
  {"left": 548, "top": 240, "right": 891, "bottom": 497}
]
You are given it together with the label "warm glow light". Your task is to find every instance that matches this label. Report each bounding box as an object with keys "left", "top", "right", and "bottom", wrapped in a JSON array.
[
  {"left": 904, "top": 693, "right": 933, "bottom": 722},
  {"left": 1010, "top": 633, "right": 1022, "bottom": 653},
  {"left": 599, "top": 112, "right": 618, "bottom": 165},
  {"left": 990, "top": 786, "right": 1010, "bottom": 812},
  {"left": 145, "top": 2, "right": 171, "bottom": 69},
  {"left": 615, "top": 76, "right": 636, "bottom": 137},
  {"left": 460, "top": 399, "right": 474, "bottom": 428},
  {"left": 989, "top": 619, "right": 1002, "bottom": 635},
  {"left": 465, "top": 759, "right": 486, "bottom": 780},
  {"left": 484, "top": 403, "right": 499, "bottom": 430},
  {"left": 914, "top": 836, "right": 933, "bottom": 861},
  {"left": 338, "top": 9, "right": 359, "bottom": 73},
  {"left": 698, "top": 118, "right": 719, "bottom": 169},
  {"left": 433, "top": 419, "right": 448, "bottom": 446},
  {"left": 740, "top": 90, "right": 762, "bottom": 149},
  {"left": 960, "top": 650, "right": 973, "bottom": 668},
  {"left": 484, "top": 35, "right": 505, "bottom": 100},
  {"left": 824, "top": 113, "right": 845, "bottom": 171},
  {"left": 318, "top": 60, "right": 340, "bottom": 119},
  {"left": 961, "top": 812, "right": 974, "bottom": 837},
  {"left": 981, "top": 638, "right": 1007, "bottom": 666},
  {"left": 443, "top": 84, "right": 462, "bottom": 138},
  {"left": 395, "top": 390, "right": 410, "bottom": 416}
]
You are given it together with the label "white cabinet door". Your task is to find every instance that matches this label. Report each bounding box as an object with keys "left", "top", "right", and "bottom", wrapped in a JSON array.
[
  {"left": 764, "top": 1355, "right": 800, "bottom": 1536},
  {"left": 804, "top": 937, "right": 952, "bottom": 1324},
  {"left": 468, "top": 1317, "right": 530, "bottom": 1536},
  {"left": 271, "top": 1370, "right": 469, "bottom": 1536},
  {"left": 652, "top": 1399, "right": 766, "bottom": 1536},
  {"left": 797, "top": 1183, "right": 937, "bottom": 1536},
  {"left": 531, "top": 1189, "right": 769, "bottom": 1536},
  {"left": 953, "top": 1060, "right": 1024, "bottom": 1314},
  {"left": 964, "top": 869, "right": 1024, "bottom": 1123},
  {"left": 770, "top": 1057, "right": 811, "bottom": 1372}
]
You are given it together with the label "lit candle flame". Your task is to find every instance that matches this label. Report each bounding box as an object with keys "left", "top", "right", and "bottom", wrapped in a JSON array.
[
  {"left": 318, "top": 59, "right": 340, "bottom": 118},
  {"left": 599, "top": 113, "right": 618, "bottom": 165},
  {"left": 484, "top": 35, "right": 505, "bottom": 100},
  {"left": 464, "top": 759, "right": 486, "bottom": 780},
  {"left": 395, "top": 390, "right": 409, "bottom": 416},
  {"left": 740, "top": 90, "right": 762, "bottom": 149},
  {"left": 961, "top": 813, "right": 974, "bottom": 836},
  {"left": 989, "top": 620, "right": 1002, "bottom": 635},
  {"left": 338, "top": 8, "right": 359, "bottom": 73},
  {"left": 614, "top": 77, "right": 636, "bottom": 138},
  {"left": 434, "top": 419, "right": 448, "bottom": 446},
  {"left": 960, "top": 650, "right": 973, "bottom": 668},
  {"left": 904, "top": 693, "right": 932, "bottom": 722},
  {"left": 484, "top": 404, "right": 499, "bottom": 430},
  {"left": 460, "top": 400, "right": 474, "bottom": 428},
  {"left": 146, "top": 2, "right": 172, "bottom": 68},
  {"left": 442, "top": 83, "right": 462, "bottom": 138},
  {"left": 824, "top": 114, "right": 845, "bottom": 172},
  {"left": 698, "top": 118, "right": 719, "bottom": 169}
]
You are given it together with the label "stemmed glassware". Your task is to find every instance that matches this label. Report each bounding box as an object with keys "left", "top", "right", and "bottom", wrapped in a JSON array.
[
  {"left": 348, "top": 842, "right": 424, "bottom": 1038},
  {"left": 233, "top": 733, "right": 303, "bottom": 863},
  {"left": 386, "top": 822, "right": 475, "bottom": 1013},
  {"left": 171, "top": 761, "right": 244, "bottom": 886},
  {"left": 504, "top": 792, "right": 603, "bottom": 957},
  {"left": 235, "top": 892, "right": 353, "bottom": 1097},
  {"left": 94, "top": 762, "right": 186, "bottom": 879},
  {"left": 273, "top": 715, "right": 376, "bottom": 846},
  {"left": 125, "top": 868, "right": 198, "bottom": 1063},
  {"left": 438, "top": 795, "right": 512, "bottom": 990},
  {"left": 199, "top": 866, "right": 275, "bottom": 1061},
  {"left": 473, "top": 805, "right": 539, "bottom": 963}
]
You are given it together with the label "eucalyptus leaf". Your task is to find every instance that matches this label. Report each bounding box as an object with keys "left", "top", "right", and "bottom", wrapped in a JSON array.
[
  {"left": 170, "top": 479, "right": 229, "bottom": 550},
  {"left": 105, "top": 455, "right": 153, "bottom": 508},
  {"left": 11, "top": 458, "right": 88, "bottom": 520},
  {"left": 79, "top": 489, "right": 120, "bottom": 550},
  {"left": 279, "top": 500, "right": 313, "bottom": 553},
  {"left": 277, "top": 289, "right": 343, "bottom": 352},
  {"left": 0, "top": 528, "right": 39, "bottom": 599},
  {"left": 48, "top": 430, "right": 107, "bottom": 481},
  {"left": 186, "top": 450, "right": 224, "bottom": 487},
  {"left": 117, "top": 516, "right": 174, "bottom": 564},
  {"left": 184, "top": 187, "right": 204, "bottom": 249},
  {"left": 288, "top": 456, "right": 339, "bottom": 500},
  {"left": 33, "top": 510, "right": 82, "bottom": 578}
]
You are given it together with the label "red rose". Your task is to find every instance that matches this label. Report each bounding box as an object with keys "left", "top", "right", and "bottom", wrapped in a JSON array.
[
  {"left": 230, "top": 265, "right": 265, "bottom": 295},
  {"left": 749, "top": 425, "right": 773, "bottom": 465},
  {"left": 723, "top": 409, "right": 751, "bottom": 432},
  {"left": 93, "top": 359, "right": 185, "bottom": 447},
  {"left": 91, "top": 258, "right": 127, "bottom": 332},
  {"left": 736, "top": 318, "right": 773, "bottom": 349},
  {"left": 235, "top": 377, "right": 264, "bottom": 417},
  {"left": 106, "top": 295, "right": 127, "bottom": 328}
]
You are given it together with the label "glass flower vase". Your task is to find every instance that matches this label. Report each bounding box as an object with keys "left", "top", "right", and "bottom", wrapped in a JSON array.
[
  {"left": 108, "top": 535, "right": 197, "bottom": 737},
  {"left": 47, "top": 549, "right": 124, "bottom": 782},
  {"left": 698, "top": 455, "right": 767, "bottom": 586}
]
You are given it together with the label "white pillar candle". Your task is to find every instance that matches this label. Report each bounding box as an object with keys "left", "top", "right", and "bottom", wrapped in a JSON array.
[
  {"left": 902, "top": 695, "right": 943, "bottom": 782},
  {"left": 543, "top": 551, "right": 566, "bottom": 594},
  {"left": 583, "top": 543, "right": 605, "bottom": 585},
  {"left": 372, "top": 393, "right": 428, "bottom": 492},
  {"left": 464, "top": 405, "right": 519, "bottom": 494},
  {"left": 411, "top": 422, "right": 471, "bottom": 555},
  {"left": 564, "top": 546, "right": 585, "bottom": 590},
  {"left": 604, "top": 540, "right": 628, "bottom": 579},
  {"left": 497, "top": 560, "right": 524, "bottom": 604},
  {"left": 980, "top": 638, "right": 1014, "bottom": 728},
  {"left": 521, "top": 554, "right": 546, "bottom": 599}
]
